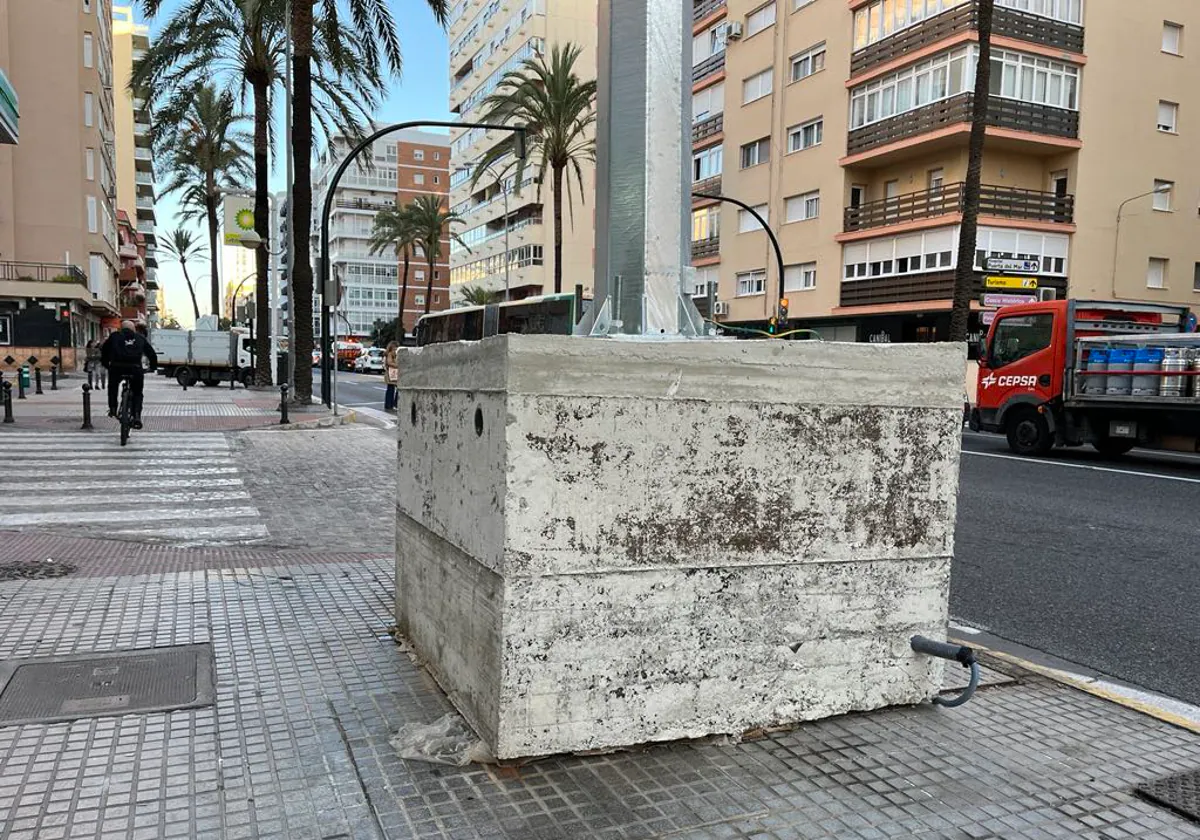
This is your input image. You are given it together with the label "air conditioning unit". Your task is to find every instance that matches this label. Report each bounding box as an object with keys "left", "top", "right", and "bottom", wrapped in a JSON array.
[
  {"left": 1038, "top": 288, "right": 1058, "bottom": 302},
  {"left": 713, "top": 301, "right": 730, "bottom": 316},
  {"left": 723, "top": 21, "right": 744, "bottom": 41}
]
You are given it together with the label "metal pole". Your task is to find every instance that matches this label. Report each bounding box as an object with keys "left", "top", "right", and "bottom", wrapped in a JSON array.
[
  {"left": 2, "top": 381, "right": 12, "bottom": 423},
  {"left": 320, "top": 119, "right": 526, "bottom": 406},
  {"left": 279, "top": 382, "right": 290, "bottom": 424},
  {"left": 34, "top": 368, "right": 43, "bottom": 395},
  {"left": 285, "top": 0, "right": 295, "bottom": 398},
  {"left": 81, "top": 383, "right": 93, "bottom": 430},
  {"left": 1110, "top": 187, "right": 1170, "bottom": 299},
  {"left": 51, "top": 365, "right": 57, "bottom": 390},
  {"left": 502, "top": 176, "right": 510, "bottom": 301},
  {"left": 692, "top": 192, "right": 785, "bottom": 311}
]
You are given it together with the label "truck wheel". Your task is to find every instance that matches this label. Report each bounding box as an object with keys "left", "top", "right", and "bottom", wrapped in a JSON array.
[
  {"left": 1093, "top": 437, "right": 1136, "bottom": 458},
  {"left": 240, "top": 369, "right": 255, "bottom": 387},
  {"left": 1005, "top": 408, "right": 1053, "bottom": 456},
  {"left": 175, "top": 367, "right": 196, "bottom": 388}
]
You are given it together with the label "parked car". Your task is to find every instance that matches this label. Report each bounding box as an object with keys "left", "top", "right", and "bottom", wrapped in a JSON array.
[{"left": 354, "top": 346, "right": 386, "bottom": 374}]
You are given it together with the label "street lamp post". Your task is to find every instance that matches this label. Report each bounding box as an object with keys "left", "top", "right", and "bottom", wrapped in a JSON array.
[
  {"left": 319, "top": 119, "right": 527, "bottom": 407},
  {"left": 455, "top": 160, "right": 510, "bottom": 301},
  {"left": 692, "top": 191, "right": 785, "bottom": 322},
  {"left": 1111, "top": 184, "right": 1174, "bottom": 299}
]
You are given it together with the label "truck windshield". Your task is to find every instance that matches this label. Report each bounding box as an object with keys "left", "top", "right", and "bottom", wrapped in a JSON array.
[{"left": 990, "top": 314, "right": 1053, "bottom": 367}]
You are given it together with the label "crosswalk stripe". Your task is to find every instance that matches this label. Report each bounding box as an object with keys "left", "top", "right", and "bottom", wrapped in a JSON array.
[
  {"left": 2, "top": 466, "right": 240, "bottom": 478},
  {"left": 0, "top": 505, "right": 261, "bottom": 527},
  {"left": 0, "top": 434, "right": 229, "bottom": 444},
  {"left": 0, "top": 478, "right": 245, "bottom": 493},
  {"left": 2, "top": 441, "right": 230, "bottom": 450},
  {"left": 2, "top": 459, "right": 234, "bottom": 471},
  {"left": 3, "top": 451, "right": 232, "bottom": 460},
  {"left": 113, "top": 523, "right": 271, "bottom": 542},
  {"left": 0, "top": 491, "right": 251, "bottom": 508}
]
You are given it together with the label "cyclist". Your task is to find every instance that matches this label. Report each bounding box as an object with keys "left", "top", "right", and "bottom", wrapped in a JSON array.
[{"left": 100, "top": 320, "right": 158, "bottom": 429}]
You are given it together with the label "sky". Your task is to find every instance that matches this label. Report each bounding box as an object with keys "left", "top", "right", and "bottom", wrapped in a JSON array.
[{"left": 143, "top": 0, "right": 455, "bottom": 327}]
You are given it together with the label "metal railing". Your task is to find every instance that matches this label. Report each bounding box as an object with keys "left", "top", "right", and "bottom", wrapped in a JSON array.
[
  {"left": 692, "top": 52, "right": 725, "bottom": 84},
  {"left": 0, "top": 261, "right": 88, "bottom": 286},
  {"left": 694, "top": 0, "right": 726, "bottom": 22},
  {"left": 691, "top": 238, "right": 720, "bottom": 260},
  {"left": 844, "top": 182, "right": 1075, "bottom": 231},
  {"left": 693, "top": 176, "right": 722, "bottom": 198},
  {"left": 840, "top": 271, "right": 1067, "bottom": 307},
  {"left": 692, "top": 113, "right": 724, "bottom": 145}
]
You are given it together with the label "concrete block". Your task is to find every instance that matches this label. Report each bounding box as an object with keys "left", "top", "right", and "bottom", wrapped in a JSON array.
[{"left": 396, "top": 335, "right": 966, "bottom": 759}]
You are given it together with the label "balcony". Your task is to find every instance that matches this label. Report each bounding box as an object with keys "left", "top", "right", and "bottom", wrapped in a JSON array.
[
  {"left": 335, "top": 197, "right": 397, "bottom": 213},
  {"left": 694, "top": 0, "right": 726, "bottom": 23},
  {"left": 0, "top": 261, "right": 88, "bottom": 286},
  {"left": 692, "top": 113, "right": 723, "bottom": 145},
  {"left": 844, "top": 182, "right": 1074, "bottom": 232},
  {"left": 137, "top": 220, "right": 157, "bottom": 243},
  {"left": 692, "top": 176, "right": 721, "bottom": 200},
  {"left": 134, "top": 122, "right": 151, "bottom": 143},
  {"left": 135, "top": 170, "right": 155, "bottom": 189},
  {"left": 840, "top": 271, "right": 1067, "bottom": 308},
  {"left": 850, "top": 1, "right": 1084, "bottom": 78},
  {"left": 846, "top": 93, "right": 1079, "bottom": 157},
  {"left": 692, "top": 52, "right": 725, "bottom": 85},
  {"left": 134, "top": 147, "right": 154, "bottom": 172},
  {"left": 691, "top": 237, "right": 720, "bottom": 261}
]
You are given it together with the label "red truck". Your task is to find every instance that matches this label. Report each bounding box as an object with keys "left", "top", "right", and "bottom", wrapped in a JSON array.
[{"left": 970, "top": 299, "right": 1200, "bottom": 456}]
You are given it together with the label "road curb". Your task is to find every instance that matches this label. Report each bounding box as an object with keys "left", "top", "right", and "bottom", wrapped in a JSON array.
[
  {"left": 274, "top": 414, "right": 352, "bottom": 432},
  {"left": 343, "top": 405, "right": 397, "bottom": 430}
]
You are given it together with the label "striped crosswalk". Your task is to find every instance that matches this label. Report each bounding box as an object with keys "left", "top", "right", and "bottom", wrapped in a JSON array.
[{"left": 0, "top": 432, "right": 269, "bottom": 546}]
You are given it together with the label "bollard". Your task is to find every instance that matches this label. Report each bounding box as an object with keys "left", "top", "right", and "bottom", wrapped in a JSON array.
[
  {"left": 51, "top": 366, "right": 58, "bottom": 391},
  {"left": 2, "top": 381, "right": 12, "bottom": 424},
  {"left": 279, "top": 383, "right": 290, "bottom": 425},
  {"left": 35, "top": 368, "right": 43, "bottom": 395},
  {"left": 81, "top": 383, "right": 94, "bottom": 430},
  {"left": 17, "top": 370, "right": 26, "bottom": 400}
]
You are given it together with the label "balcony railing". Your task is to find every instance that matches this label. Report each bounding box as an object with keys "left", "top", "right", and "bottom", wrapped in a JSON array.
[
  {"left": 691, "top": 238, "right": 720, "bottom": 260},
  {"left": 692, "top": 52, "right": 725, "bottom": 84},
  {"left": 850, "top": 2, "right": 1084, "bottom": 77},
  {"left": 846, "top": 92, "right": 1079, "bottom": 155},
  {"left": 335, "top": 197, "right": 396, "bottom": 213},
  {"left": 693, "top": 176, "right": 722, "bottom": 199},
  {"left": 840, "top": 271, "right": 1067, "bottom": 307},
  {"left": 0, "top": 261, "right": 88, "bottom": 286},
  {"left": 692, "top": 113, "right": 723, "bottom": 145},
  {"left": 694, "top": 0, "right": 726, "bottom": 23},
  {"left": 844, "top": 182, "right": 1074, "bottom": 231}
]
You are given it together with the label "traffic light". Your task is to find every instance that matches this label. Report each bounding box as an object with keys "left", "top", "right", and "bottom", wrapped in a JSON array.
[
  {"left": 767, "top": 316, "right": 778, "bottom": 335},
  {"left": 778, "top": 297, "right": 789, "bottom": 324}
]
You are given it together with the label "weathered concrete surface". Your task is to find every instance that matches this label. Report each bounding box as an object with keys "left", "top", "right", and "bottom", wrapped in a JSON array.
[{"left": 396, "top": 335, "right": 966, "bottom": 758}]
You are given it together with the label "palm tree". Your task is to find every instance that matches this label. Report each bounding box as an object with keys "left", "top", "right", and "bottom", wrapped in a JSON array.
[
  {"left": 158, "top": 228, "right": 206, "bottom": 321},
  {"left": 368, "top": 205, "right": 419, "bottom": 336},
  {"left": 407, "top": 194, "right": 468, "bottom": 315},
  {"left": 949, "top": 0, "right": 994, "bottom": 342},
  {"left": 157, "top": 84, "right": 251, "bottom": 317},
  {"left": 459, "top": 286, "right": 501, "bottom": 307},
  {"left": 133, "top": 0, "right": 382, "bottom": 385},
  {"left": 473, "top": 43, "right": 596, "bottom": 295},
  {"left": 288, "top": 0, "right": 450, "bottom": 400}
]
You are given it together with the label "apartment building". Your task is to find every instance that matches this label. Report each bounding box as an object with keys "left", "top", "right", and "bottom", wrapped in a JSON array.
[
  {"left": 0, "top": 0, "right": 120, "bottom": 371},
  {"left": 112, "top": 5, "right": 158, "bottom": 325},
  {"left": 693, "top": 0, "right": 1200, "bottom": 344},
  {"left": 446, "top": 0, "right": 597, "bottom": 304},
  {"left": 314, "top": 129, "right": 450, "bottom": 338}
]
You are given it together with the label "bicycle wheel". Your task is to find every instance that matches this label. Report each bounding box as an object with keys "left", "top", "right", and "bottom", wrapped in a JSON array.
[{"left": 118, "top": 380, "right": 131, "bottom": 446}]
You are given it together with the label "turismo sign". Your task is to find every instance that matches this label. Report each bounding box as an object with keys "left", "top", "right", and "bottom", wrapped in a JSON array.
[
  {"left": 985, "top": 275, "right": 1038, "bottom": 291},
  {"left": 985, "top": 257, "right": 1040, "bottom": 274}
]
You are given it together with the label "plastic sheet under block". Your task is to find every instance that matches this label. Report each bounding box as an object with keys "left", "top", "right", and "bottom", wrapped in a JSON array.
[{"left": 390, "top": 713, "right": 495, "bottom": 767}]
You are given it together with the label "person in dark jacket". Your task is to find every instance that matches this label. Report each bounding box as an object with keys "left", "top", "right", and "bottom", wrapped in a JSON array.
[{"left": 100, "top": 320, "right": 157, "bottom": 428}]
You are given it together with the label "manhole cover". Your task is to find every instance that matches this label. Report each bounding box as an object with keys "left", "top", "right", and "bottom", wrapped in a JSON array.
[
  {"left": 1138, "top": 767, "right": 1200, "bottom": 821},
  {"left": 0, "top": 644, "right": 214, "bottom": 726},
  {"left": 0, "top": 559, "right": 76, "bottom": 580}
]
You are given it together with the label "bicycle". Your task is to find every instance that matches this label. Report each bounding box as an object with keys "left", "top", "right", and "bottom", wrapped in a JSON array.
[{"left": 116, "top": 375, "right": 133, "bottom": 446}]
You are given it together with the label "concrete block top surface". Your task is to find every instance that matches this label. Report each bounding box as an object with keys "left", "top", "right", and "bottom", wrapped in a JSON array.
[{"left": 399, "top": 335, "right": 966, "bottom": 409}]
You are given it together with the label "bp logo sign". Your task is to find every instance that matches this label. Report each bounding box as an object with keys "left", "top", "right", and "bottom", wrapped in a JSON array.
[
  {"left": 223, "top": 198, "right": 257, "bottom": 245},
  {"left": 235, "top": 208, "right": 255, "bottom": 231}
]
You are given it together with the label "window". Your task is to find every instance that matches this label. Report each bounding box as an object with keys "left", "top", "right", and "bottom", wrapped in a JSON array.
[
  {"left": 692, "top": 146, "right": 723, "bottom": 181},
  {"left": 435, "top": 151, "right": 441, "bottom": 161},
  {"left": 738, "top": 204, "right": 768, "bottom": 233},
  {"left": 86, "top": 196, "right": 98, "bottom": 233},
  {"left": 740, "top": 138, "right": 770, "bottom": 168},
  {"left": 433, "top": 175, "right": 440, "bottom": 184},
  {"left": 692, "top": 205, "right": 720, "bottom": 241},
  {"left": 1194, "top": 262, "right": 1200, "bottom": 293},
  {"left": 988, "top": 49, "right": 1080, "bottom": 111},
  {"left": 693, "top": 23, "right": 728, "bottom": 65},
  {"left": 85, "top": 148, "right": 95, "bottom": 181},
  {"left": 928, "top": 168, "right": 945, "bottom": 189},
  {"left": 1164, "top": 22, "right": 1183, "bottom": 55},
  {"left": 787, "top": 118, "right": 823, "bottom": 152},
  {"left": 415, "top": 270, "right": 426, "bottom": 282},
  {"left": 989, "top": 314, "right": 1054, "bottom": 367},
  {"left": 785, "top": 190, "right": 820, "bottom": 222},
  {"left": 1158, "top": 101, "right": 1179, "bottom": 133},
  {"left": 83, "top": 0, "right": 91, "bottom": 11},
  {"left": 691, "top": 266, "right": 719, "bottom": 298},
  {"left": 1148, "top": 257, "right": 1168, "bottom": 289},
  {"left": 784, "top": 262, "right": 816, "bottom": 292},
  {"left": 84, "top": 92, "right": 94, "bottom": 127},
  {"left": 794, "top": 0, "right": 816, "bottom": 9},
  {"left": 746, "top": 2, "right": 777, "bottom": 36},
  {"left": 742, "top": 69, "right": 773, "bottom": 104},
  {"left": 83, "top": 33, "right": 94, "bottom": 68},
  {"left": 414, "top": 149, "right": 425, "bottom": 161},
  {"left": 1153, "top": 180, "right": 1174, "bottom": 211},
  {"left": 415, "top": 293, "right": 426, "bottom": 306},
  {"left": 973, "top": 226, "right": 1069, "bottom": 275},
  {"left": 736, "top": 270, "right": 766, "bottom": 296},
  {"left": 790, "top": 43, "right": 826, "bottom": 82},
  {"left": 414, "top": 173, "right": 426, "bottom": 185},
  {"left": 693, "top": 81, "right": 725, "bottom": 122}
]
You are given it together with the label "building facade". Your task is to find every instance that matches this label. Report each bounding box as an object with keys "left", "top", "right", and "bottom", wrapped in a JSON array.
[
  {"left": 112, "top": 5, "right": 158, "bottom": 325},
  {"left": 314, "top": 129, "right": 450, "bottom": 338},
  {"left": 692, "top": 0, "right": 1199, "bottom": 344},
  {"left": 0, "top": 0, "right": 121, "bottom": 370},
  {"left": 446, "top": 0, "right": 598, "bottom": 305}
]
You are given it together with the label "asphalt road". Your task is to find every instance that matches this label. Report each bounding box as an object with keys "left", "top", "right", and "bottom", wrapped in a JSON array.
[
  {"left": 953, "top": 431, "right": 1200, "bottom": 704},
  {"left": 310, "top": 367, "right": 390, "bottom": 410}
]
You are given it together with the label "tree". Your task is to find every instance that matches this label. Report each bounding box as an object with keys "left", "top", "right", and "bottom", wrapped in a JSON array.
[
  {"left": 368, "top": 204, "right": 418, "bottom": 336},
  {"left": 160, "top": 315, "right": 183, "bottom": 329},
  {"left": 288, "top": 0, "right": 450, "bottom": 402},
  {"left": 133, "top": 0, "right": 382, "bottom": 386},
  {"left": 368, "top": 317, "right": 401, "bottom": 347},
  {"left": 459, "top": 286, "right": 500, "bottom": 306},
  {"left": 473, "top": 44, "right": 596, "bottom": 294},
  {"left": 158, "top": 228, "right": 206, "bottom": 321},
  {"left": 406, "top": 194, "right": 468, "bottom": 315},
  {"left": 949, "top": 0, "right": 994, "bottom": 342},
  {"left": 156, "top": 85, "right": 251, "bottom": 318}
]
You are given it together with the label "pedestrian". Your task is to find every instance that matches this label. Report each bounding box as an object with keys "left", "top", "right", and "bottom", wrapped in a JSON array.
[
  {"left": 384, "top": 340, "right": 400, "bottom": 411},
  {"left": 85, "top": 339, "right": 105, "bottom": 389}
]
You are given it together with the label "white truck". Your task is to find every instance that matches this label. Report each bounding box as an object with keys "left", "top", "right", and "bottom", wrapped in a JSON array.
[{"left": 151, "top": 325, "right": 253, "bottom": 388}]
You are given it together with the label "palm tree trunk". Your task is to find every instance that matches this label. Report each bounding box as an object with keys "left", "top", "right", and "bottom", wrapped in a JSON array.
[
  {"left": 180, "top": 262, "right": 201, "bottom": 321},
  {"left": 291, "top": 0, "right": 316, "bottom": 401},
  {"left": 423, "top": 250, "right": 434, "bottom": 315},
  {"left": 251, "top": 77, "right": 272, "bottom": 386},
  {"left": 399, "top": 249, "right": 410, "bottom": 336},
  {"left": 552, "top": 164, "right": 564, "bottom": 295},
  {"left": 205, "top": 193, "right": 220, "bottom": 317},
  {"left": 949, "top": 0, "right": 994, "bottom": 342}
]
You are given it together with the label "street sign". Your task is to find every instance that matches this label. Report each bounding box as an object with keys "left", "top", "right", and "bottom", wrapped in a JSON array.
[
  {"left": 982, "top": 310, "right": 998, "bottom": 326},
  {"left": 223, "top": 195, "right": 256, "bottom": 246},
  {"left": 985, "top": 275, "right": 1038, "bottom": 290},
  {"left": 985, "top": 257, "right": 1040, "bottom": 274},
  {"left": 981, "top": 293, "right": 1037, "bottom": 308}
]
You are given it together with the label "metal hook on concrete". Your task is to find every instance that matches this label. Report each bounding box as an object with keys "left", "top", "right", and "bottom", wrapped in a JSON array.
[{"left": 910, "top": 635, "right": 980, "bottom": 708}]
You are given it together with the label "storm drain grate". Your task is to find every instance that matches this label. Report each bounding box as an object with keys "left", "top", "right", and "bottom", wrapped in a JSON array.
[
  {"left": 1138, "top": 767, "right": 1200, "bottom": 822},
  {"left": 0, "top": 644, "right": 214, "bottom": 726}
]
